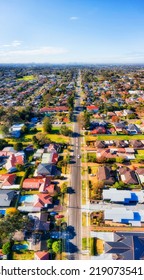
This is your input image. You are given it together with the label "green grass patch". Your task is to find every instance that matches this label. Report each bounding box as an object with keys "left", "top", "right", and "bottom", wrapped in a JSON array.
[
  {"left": 18, "top": 75, "right": 35, "bottom": 81},
  {"left": 137, "top": 150, "right": 144, "bottom": 155},
  {"left": 90, "top": 166, "right": 98, "bottom": 174},
  {"left": 86, "top": 134, "right": 144, "bottom": 142},
  {"left": 81, "top": 167, "right": 87, "bottom": 175},
  {"left": 21, "top": 190, "right": 39, "bottom": 195},
  {"left": 82, "top": 180, "right": 87, "bottom": 205},
  {"left": 13, "top": 250, "right": 34, "bottom": 260},
  {"left": 82, "top": 211, "right": 90, "bottom": 226},
  {"left": 46, "top": 134, "right": 69, "bottom": 143},
  {"left": 82, "top": 237, "right": 91, "bottom": 251},
  {"left": 81, "top": 153, "right": 86, "bottom": 163},
  {"left": 135, "top": 154, "right": 144, "bottom": 160}
]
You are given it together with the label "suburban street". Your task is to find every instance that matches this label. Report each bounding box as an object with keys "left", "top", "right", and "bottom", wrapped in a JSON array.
[{"left": 67, "top": 71, "right": 82, "bottom": 259}]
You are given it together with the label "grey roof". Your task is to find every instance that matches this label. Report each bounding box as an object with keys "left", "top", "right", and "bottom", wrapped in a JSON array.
[
  {"left": 37, "top": 163, "right": 60, "bottom": 176},
  {"left": 0, "top": 189, "right": 16, "bottom": 207},
  {"left": 127, "top": 124, "right": 141, "bottom": 133},
  {"left": 37, "top": 164, "right": 52, "bottom": 175},
  {"left": 105, "top": 232, "right": 144, "bottom": 260}
]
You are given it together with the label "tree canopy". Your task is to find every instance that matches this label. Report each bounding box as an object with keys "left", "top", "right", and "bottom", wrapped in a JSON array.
[{"left": 43, "top": 117, "right": 52, "bottom": 133}]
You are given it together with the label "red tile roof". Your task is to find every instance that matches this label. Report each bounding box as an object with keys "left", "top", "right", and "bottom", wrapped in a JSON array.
[
  {"left": 87, "top": 105, "right": 98, "bottom": 111},
  {"left": 22, "top": 177, "right": 51, "bottom": 191},
  {"left": 34, "top": 194, "right": 53, "bottom": 207},
  {"left": 0, "top": 174, "right": 16, "bottom": 186},
  {"left": 35, "top": 251, "right": 49, "bottom": 260},
  {"left": 91, "top": 127, "right": 106, "bottom": 134}
]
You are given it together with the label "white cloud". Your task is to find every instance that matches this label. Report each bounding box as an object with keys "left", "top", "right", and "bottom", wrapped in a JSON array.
[
  {"left": 1, "top": 40, "right": 22, "bottom": 48},
  {"left": 0, "top": 46, "right": 68, "bottom": 60},
  {"left": 70, "top": 16, "right": 79, "bottom": 20},
  {"left": 11, "top": 40, "right": 22, "bottom": 47}
]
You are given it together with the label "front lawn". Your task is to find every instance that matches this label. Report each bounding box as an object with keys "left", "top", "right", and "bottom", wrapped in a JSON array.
[
  {"left": 85, "top": 134, "right": 144, "bottom": 142},
  {"left": 82, "top": 180, "right": 87, "bottom": 205},
  {"left": 13, "top": 250, "right": 34, "bottom": 260},
  {"left": 46, "top": 134, "right": 69, "bottom": 143}
]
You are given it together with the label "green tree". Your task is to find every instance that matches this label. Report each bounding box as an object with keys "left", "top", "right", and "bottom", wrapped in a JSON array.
[
  {"left": 21, "top": 125, "right": 29, "bottom": 134},
  {"left": 0, "top": 212, "right": 31, "bottom": 243},
  {"left": 60, "top": 125, "right": 71, "bottom": 136},
  {"left": 14, "top": 142, "right": 23, "bottom": 151},
  {"left": 116, "top": 157, "right": 124, "bottom": 164},
  {"left": 67, "top": 94, "right": 74, "bottom": 110},
  {"left": 0, "top": 139, "right": 8, "bottom": 150},
  {"left": 34, "top": 132, "right": 50, "bottom": 147},
  {"left": 52, "top": 240, "right": 62, "bottom": 254},
  {"left": 16, "top": 164, "right": 24, "bottom": 171},
  {"left": 78, "top": 111, "right": 90, "bottom": 129},
  {"left": 2, "top": 242, "right": 11, "bottom": 255},
  {"left": 61, "top": 182, "right": 68, "bottom": 194},
  {"left": 46, "top": 239, "right": 53, "bottom": 250},
  {"left": 43, "top": 117, "right": 52, "bottom": 133},
  {"left": 1, "top": 124, "right": 10, "bottom": 136}
]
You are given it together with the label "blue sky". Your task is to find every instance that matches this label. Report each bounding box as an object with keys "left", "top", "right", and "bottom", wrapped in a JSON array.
[{"left": 0, "top": 0, "right": 144, "bottom": 63}]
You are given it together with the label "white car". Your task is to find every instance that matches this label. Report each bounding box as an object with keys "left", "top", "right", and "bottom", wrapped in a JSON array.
[{"left": 77, "top": 155, "right": 81, "bottom": 158}]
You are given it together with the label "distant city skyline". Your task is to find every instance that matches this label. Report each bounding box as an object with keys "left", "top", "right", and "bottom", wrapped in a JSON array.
[{"left": 0, "top": 0, "right": 144, "bottom": 64}]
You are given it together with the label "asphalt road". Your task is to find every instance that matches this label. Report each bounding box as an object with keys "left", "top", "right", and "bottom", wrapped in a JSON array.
[{"left": 67, "top": 71, "right": 82, "bottom": 259}]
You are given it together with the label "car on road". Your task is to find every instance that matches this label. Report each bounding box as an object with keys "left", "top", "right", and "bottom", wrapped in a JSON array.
[{"left": 77, "top": 155, "right": 81, "bottom": 158}]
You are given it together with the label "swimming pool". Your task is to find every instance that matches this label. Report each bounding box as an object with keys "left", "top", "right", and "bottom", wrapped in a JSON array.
[
  {"left": 12, "top": 244, "right": 28, "bottom": 251},
  {"left": 19, "top": 195, "right": 36, "bottom": 203}
]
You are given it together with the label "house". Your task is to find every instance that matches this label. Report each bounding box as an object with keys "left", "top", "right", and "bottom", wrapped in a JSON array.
[
  {"left": 127, "top": 124, "right": 141, "bottom": 135},
  {"left": 123, "top": 109, "right": 134, "bottom": 116},
  {"left": 87, "top": 105, "right": 99, "bottom": 113},
  {"left": 9, "top": 123, "right": 24, "bottom": 138},
  {"left": 18, "top": 193, "right": 53, "bottom": 212},
  {"left": 33, "top": 193, "right": 53, "bottom": 208},
  {"left": 130, "top": 140, "right": 144, "bottom": 149},
  {"left": 103, "top": 189, "right": 144, "bottom": 204},
  {"left": 91, "top": 127, "right": 106, "bottom": 135},
  {"left": 96, "top": 147, "right": 134, "bottom": 160},
  {"left": 34, "top": 251, "right": 49, "bottom": 260},
  {"left": 97, "top": 166, "right": 115, "bottom": 185},
  {"left": 2, "top": 147, "right": 16, "bottom": 153},
  {"left": 5, "top": 152, "right": 25, "bottom": 172},
  {"left": 41, "top": 152, "right": 58, "bottom": 164},
  {"left": 105, "top": 232, "right": 144, "bottom": 260},
  {"left": 95, "top": 141, "right": 107, "bottom": 149},
  {"left": 114, "top": 122, "right": 126, "bottom": 132},
  {"left": 136, "top": 168, "right": 144, "bottom": 184},
  {"left": 115, "top": 140, "right": 129, "bottom": 148},
  {"left": 40, "top": 106, "right": 68, "bottom": 113},
  {"left": 119, "top": 167, "right": 138, "bottom": 185},
  {"left": 0, "top": 174, "right": 16, "bottom": 189},
  {"left": 33, "top": 149, "right": 44, "bottom": 160},
  {"left": 22, "top": 177, "right": 54, "bottom": 192},
  {"left": 36, "top": 163, "right": 61, "bottom": 177},
  {"left": 0, "top": 189, "right": 17, "bottom": 208},
  {"left": 104, "top": 208, "right": 144, "bottom": 226}
]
